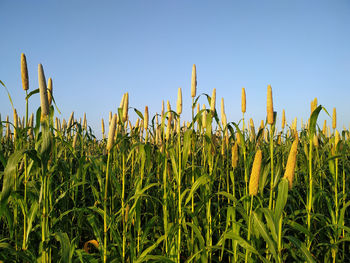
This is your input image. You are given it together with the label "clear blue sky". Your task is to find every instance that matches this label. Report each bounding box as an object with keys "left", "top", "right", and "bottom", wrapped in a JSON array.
[{"left": 1, "top": 0, "right": 349, "bottom": 137}]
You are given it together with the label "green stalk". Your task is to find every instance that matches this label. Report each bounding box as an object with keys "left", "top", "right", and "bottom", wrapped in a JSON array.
[
  {"left": 122, "top": 152, "right": 126, "bottom": 263},
  {"left": 277, "top": 213, "right": 283, "bottom": 262},
  {"left": 103, "top": 152, "right": 111, "bottom": 263},
  {"left": 307, "top": 138, "right": 313, "bottom": 250},
  {"left": 245, "top": 195, "right": 254, "bottom": 263},
  {"left": 177, "top": 118, "right": 182, "bottom": 263},
  {"left": 163, "top": 140, "right": 169, "bottom": 255},
  {"left": 268, "top": 126, "right": 274, "bottom": 210}
]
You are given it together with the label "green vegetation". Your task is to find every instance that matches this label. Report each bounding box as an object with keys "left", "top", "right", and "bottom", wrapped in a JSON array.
[{"left": 0, "top": 56, "right": 349, "bottom": 262}]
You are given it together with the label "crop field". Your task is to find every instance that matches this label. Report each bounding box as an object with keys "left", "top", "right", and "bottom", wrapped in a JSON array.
[{"left": 0, "top": 55, "right": 349, "bottom": 262}]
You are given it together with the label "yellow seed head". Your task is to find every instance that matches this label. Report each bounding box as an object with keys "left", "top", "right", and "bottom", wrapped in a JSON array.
[
  {"left": 210, "top": 88, "right": 216, "bottom": 113},
  {"left": 292, "top": 117, "right": 297, "bottom": 136},
  {"left": 332, "top": 107, "right": 336, "bottom": 129},
  {"left": 222, "top": 113, "right": 227, "bottom": 129},
  {"left": 221, "top": 97, "right": 225, "bottom": 120},
  {"left": 167, "top": 100, "right": 171, "bottom": 119},
  {"left": 38, "top": 64, "right": 49, "bottom": 121},
  {"left": 62, "top": 118, "right": 67, "bottom": 133},
  {"left": 249, "top": 149, "right": 263, "bottom": 196},
  {"left": 236, "top": 132, "right": 241, "bottom": 145},
  {"left": 119, "top": 93, "right": 126, "bottom": 109},
  {"left": 335, "top": 130, "right": 340, "bottom": 149},
  {"left": 177, "top": 87, "right": 182, "bottom": 115},
  {"left": 144, "top": 106, "right": 149, "bottom": 130},
  {"left": 191, "top": 64, "right": 197, "bottom": 98},
  {"left": 231, "top": 142, "right": 238, "bottom": 168},
  {"left": 282, "top": 109, "right": 286, "bottom": 130},
  {"left": 83, "top": 113, "right": 87, "bottom": 130},
  {"left": 101, "top": 118, "right": 105, "bottom": 135},
  {"left": 13, "top": 109, "right": 18, "bottom": 140},
  {"left": 161, "top": 100, "right": 165, "bottom": 120},
  {"left": 21, "top": 53, "right": 29, "bottom": 91},
  {"left": 122, "top": 92, "right": 129, "bottom": 123},
  {"left": 107, "top": 114, "right": 117, "bottom": 151},
  {"left": 47, "top": 78, "right": 53, "bottom": 106},
  {"left": 283, "top": 137, "right": 299, "bottom": 189},
  {"left": 68, "top": 112, "right": 74, "bottom": 129},
  {"left": 311, "top": 97, "right": 317, "bottom": 114},
  {"left": 166, "top": 113, "right": 172, "bottom": 140},
  {"left": 250, "top": 118, "right": 255, "bottom": 139},
  {"left": 267, "top": 85, "right": 274, "bottom": 125},
  {"left": 6, "top": 116, "right": 11, "bottom": 139},
  {"left": 241, "top": 87, "right": 246, "bottom": 113},
  {"left": 73, "top": 132, "right": 78, "bottom": 149}
]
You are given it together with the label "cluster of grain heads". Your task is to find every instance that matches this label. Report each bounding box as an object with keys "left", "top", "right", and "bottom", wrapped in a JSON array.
[{"left": 2, "top": 57, "right": 350, "bottom": 262}]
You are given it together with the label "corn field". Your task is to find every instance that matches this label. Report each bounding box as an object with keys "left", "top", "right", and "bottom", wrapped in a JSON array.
[{"left": 0, "top": 55, "right": 350, "bottom": 262}]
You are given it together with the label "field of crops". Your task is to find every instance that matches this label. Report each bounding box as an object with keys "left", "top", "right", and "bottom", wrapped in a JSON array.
[{"left": 0, "top": 54, "right": 349, "bottom": 262}]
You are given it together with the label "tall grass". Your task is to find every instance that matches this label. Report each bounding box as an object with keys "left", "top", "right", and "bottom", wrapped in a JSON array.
[{"left": 0, "top": 55, "right": 349, "bottom": 262}]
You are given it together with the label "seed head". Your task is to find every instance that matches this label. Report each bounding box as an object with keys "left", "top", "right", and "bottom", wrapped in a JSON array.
[
  {"left": 267, "top": 85, "right": 274, "bottom": 125},
  {"left": 21, "top": 53, "right": 29, "bottom": 91},
  {"left": 249, "top": 149, "right": 263, "bottom": 196},
  {"left": 210, "top": 88, "right": 216, "bottom": 113},
  {"left": 231, "top": 142, "right": 238, "bottom": 168},
  {"left": 107, "top": 114, "right": 117, "bottom": 151},
  {"left": 241, "top": 87, "right": 246, "bottom": 113},
  {"left": 122, "top": 92, "right": 129, "bottom": 123},
  {"left": 332, "top": 108, "right": 337, "bottom": 129},
  {"left": 283, "top": 137, "right": 299, "bottom": 189},
  {"left": 282, "top": 109, "right": 286, "bottom": 130},
  {"left": 38, "top": 64, "right": 49, "bottom": 121},
  {"left": 144, "top": 106, "right": 149, "bottom": 130},
  {"left": 335, "top": 130, "right": 340, "bottom": 149},
  {"left": 177, "top": 87, "right": 182, "bottom": 115},
  {"left": 101, "top": 118, "right": 105, "bottom": 135},
  {"left": 47, "top": 78, "right": 53, "bottom": 106},
  {"left": 191, "top": 64, "right": 197, "bottom": 98}
]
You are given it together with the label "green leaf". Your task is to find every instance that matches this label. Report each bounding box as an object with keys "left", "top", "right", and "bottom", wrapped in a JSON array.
[
  {"left": 252, "top": 211, "right": 278, "bottom": 261},
  {"left": 286, "top": 236, "right": 316, "bottom": 263},
  {"left": 134, "top": 235, "right": 165, "bottom": 263},
  {"left": 25, "top": 88, "right": 39, "bottom": 100},
  {"left": 0, "top": 150, "right": 25, "bottom": 208},
  {"left": 309, "top": 105, "right": 322, "bottom": 137},
  {"left": 134, "top": 108, "right": 144, "bottom": 120},
  {"left": 274, "top": 178, "right": 289, "bottom": 224},
  {"left": 0, "top": 80, "right": 15, "bottom": 111},
  {"left": 182, "top": 129, "right": 192, "bottom": 168},
  {"left": 185, "top": 175, "right": 211, "bottom": 205},
  {"left": 54, "top": 232, "right": 71, "bottom": 263}
]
